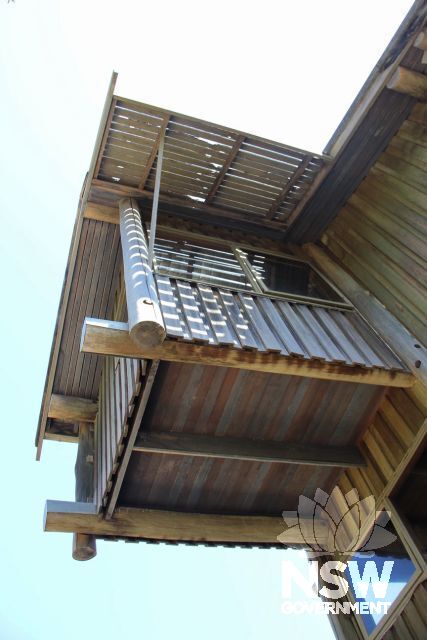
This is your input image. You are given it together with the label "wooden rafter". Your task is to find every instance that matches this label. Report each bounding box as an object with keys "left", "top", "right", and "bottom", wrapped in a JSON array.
[
  {"left": 204, "top": 135, "right": 245, "bottom": 204},
  {"left": 44, "top": 500, "right": 329, "bottom": 545},
  {"left": 133, "top": 431, "right": 366, "bottom": 468},
  {"left": 87, "top": 179, "right": 284, "bottom": 229},
  {"left": 80, "top": 318, "right": 414, "bottom": 388},
  {"left": 138, "top": 116, "right": 170, "bottom": 190},
  {"left": 387, "top": 66, "right": 427, "bottom": 101},
  {"left": 48, "top": 394, "right": 98, "bottom": 423},
  {"left": 267, "top": 156, "right": 311, "bottom": 220}
]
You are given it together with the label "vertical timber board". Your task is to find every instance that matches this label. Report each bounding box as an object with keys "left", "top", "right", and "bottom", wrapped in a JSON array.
[
  {"left": 328, "top": 383, "right": 427, "bottom": 552},
  {"left": 320, "top": 103, "right": 427, "bottom": 346},
  {"left": 93, "top": 354, "right": 143, "bottom": 510}
]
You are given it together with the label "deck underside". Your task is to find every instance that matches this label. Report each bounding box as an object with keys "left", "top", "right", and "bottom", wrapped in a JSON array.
[{"left": 118, "top": 362, "right": 384, "bottom": 515}]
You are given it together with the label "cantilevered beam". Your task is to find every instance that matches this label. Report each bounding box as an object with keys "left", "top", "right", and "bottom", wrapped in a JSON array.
[
  {"left": 87, "top": 179, "right": 284, "bottom": 229},
  {"left": 80, "top": 318, "right": 414, "bottom": 387},
  {"left": 204, "top": 135, "right": 245, "bottom": 204},
  {"left": 48, "top": 394, "right": 98, "bottom": 423},
  {"left": 133, "top": 431, "right": 366, "bottom": 468},
  {"left": 387, "top": 66, "right": 427, "bottom": 101},
  {"left": 44, "top": 500, "right": 329, "bottom": 546},
  {"left": 267, "top": 156, "right": 311, "bottom": 220},
  {"left": 414, "top": 31, "right": 427, "bottom": 51}
]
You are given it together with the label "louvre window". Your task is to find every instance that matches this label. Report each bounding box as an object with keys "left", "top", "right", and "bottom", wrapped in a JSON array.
[{"left": 153, "top": 236, "right": 252, "bottom": 291}]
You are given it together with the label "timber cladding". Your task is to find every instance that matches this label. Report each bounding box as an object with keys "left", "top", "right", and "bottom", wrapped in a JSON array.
[
  {"left": 320, "top": 102, "right": 427, "bottom": 346},
  {"left": 115, "top": 363, "right": 385, "bottom": 515},
  {"left": 380, "top": 581, "right": 427, "bottom": 639},
  {"left": 323, "top": 380, "right": 427, "bottom": 639}
]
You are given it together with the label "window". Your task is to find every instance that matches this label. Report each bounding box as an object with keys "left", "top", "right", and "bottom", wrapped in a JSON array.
[
  {"left": 241, "top": 250, "right": 345, "bottom": 304},
  {"left": 344, "top": 519, "right": 417, "bottom": 635},
  {"left": 151, "top": 230, "right": 348, "bottom": 307},
  {"left": 153, "top": 236, "right": 252, "bottom": 291}
]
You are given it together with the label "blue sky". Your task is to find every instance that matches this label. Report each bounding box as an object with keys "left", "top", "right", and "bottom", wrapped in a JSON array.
[{"left": 0, "top": 1, "right": 414, "bottom": 638}]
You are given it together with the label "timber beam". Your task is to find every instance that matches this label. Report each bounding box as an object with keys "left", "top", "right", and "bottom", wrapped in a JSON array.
[
  {"left": 48, "top": 394, "right": 98, "bottom": 423},
  {"left": 387, "top": 66, "right": 427, "bottom": 101},
  {"left": 133, "top": 431, "right": 366, "bottom": 468},
  {"left": 80, "top": 317, "right": 414, "bottom": 388},
  {"left": 44, "top": 500, "right": 329, "bottom": 546},
  {"left": 87, "top": 179, "right": 285, "bottom": 229}
]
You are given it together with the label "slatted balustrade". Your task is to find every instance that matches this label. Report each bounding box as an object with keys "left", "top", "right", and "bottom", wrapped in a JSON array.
[{"left": 94, "top": 355, "right": 143, "bottom": 509}]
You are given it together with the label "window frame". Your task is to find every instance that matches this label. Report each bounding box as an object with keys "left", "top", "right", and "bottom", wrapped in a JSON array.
[
  {"left": 150, "top": 225, "right": 352, "bottom": 310},
  {"left": 346, "top": 499, "right": 425, "bottom": 640}
]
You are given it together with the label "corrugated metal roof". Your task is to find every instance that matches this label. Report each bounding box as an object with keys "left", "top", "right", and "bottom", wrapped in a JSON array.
[{"left": 155, "top": 275, "right": 405, "bottom": 371}]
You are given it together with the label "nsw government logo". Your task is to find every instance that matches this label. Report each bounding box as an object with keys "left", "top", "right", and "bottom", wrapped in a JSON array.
[{"left": 278, "top": 486, "right": 397, "bottom": 617}]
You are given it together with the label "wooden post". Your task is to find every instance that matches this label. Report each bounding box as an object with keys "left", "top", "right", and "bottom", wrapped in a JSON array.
[
  {"left": 72, "top": 423, "right": 97, "bottom": 561},
  {"left": 119, "top": 197, "right": 166, "bottom": 348}
]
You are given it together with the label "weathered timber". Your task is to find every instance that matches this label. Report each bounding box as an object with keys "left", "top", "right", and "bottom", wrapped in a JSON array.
[
  {"left": 138, "top": 116, "right": 169, "bottom": 190},
  {"left": 133, "top": 431, "right": 366, "bottom": 468},
  {"left": 387, "top": 66, "right": 427, "bottom": 101},
  {"left": 105, "top": 360, "right": 159, "bottom": 519},
  {"left": 80, "top": 318, "right": 414, "bottom": 387},
  {"left": 89, "top": 178, "right": 285, "bottom": 231},
  {"left": 35, "top": 73, "right": 118, "bottom": 459},
  {"left": 414, "top": 31, "right": 427, "bottom": 50},
  {"left": 204, "top": 135, "right": 245, "bottom": 204},
  {"left": 119, "top": 198, "right": 166, "bottom": 348},
  {"left": 83, "top": 203, "right": 118, "bottom": 225},
  {"left": 301, "top": 243, "right": 427, "bottom": 386},
  {"left": 72, "top": 424, "right": 96, "bottom": 560},
  {"left": 48, "top": 394, "right": 97, "bottom": 423},
  {"left": 45, "top": 500, "right": 329, "bottom": 545}
]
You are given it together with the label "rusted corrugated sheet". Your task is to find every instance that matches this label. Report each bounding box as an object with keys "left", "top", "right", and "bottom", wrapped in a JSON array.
[{"left": 155, "top": 274, "right": 404, "bottom": 371}]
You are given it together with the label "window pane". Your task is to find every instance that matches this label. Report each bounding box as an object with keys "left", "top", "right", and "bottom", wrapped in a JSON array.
[
  {"left": 344, "top": 521, "right": 416, "bottom": 634},
  {"left": 154, "top": 236, "right": 252, "bottom": 290},
  {"left": 244, "top": 252, "right": 344, "bottom": 302}
]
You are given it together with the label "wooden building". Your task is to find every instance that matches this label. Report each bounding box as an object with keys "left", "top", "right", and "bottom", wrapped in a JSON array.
[{"left": 38, "top": 2, "right": 427, "bottom": 638}]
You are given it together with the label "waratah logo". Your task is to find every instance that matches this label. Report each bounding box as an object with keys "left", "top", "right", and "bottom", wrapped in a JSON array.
[{"left": 277, "top": 486, "right": 396, "bottom": 555}]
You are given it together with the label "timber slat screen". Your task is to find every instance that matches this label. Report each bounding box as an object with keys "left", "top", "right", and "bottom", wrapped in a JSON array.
[
  {"left": 94, "top": 355, "right": 142, "bottom": 509},
  {"left": 90, "top": 98, "right": 326, "bottom": 229}
]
